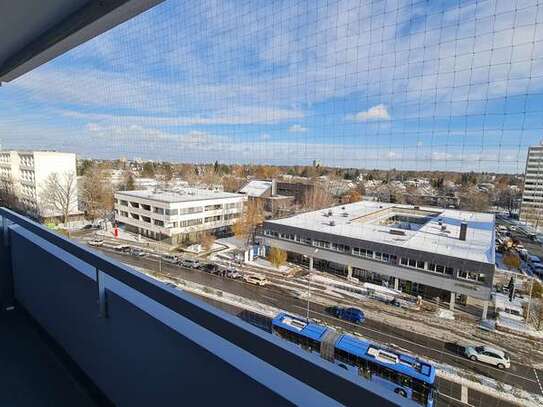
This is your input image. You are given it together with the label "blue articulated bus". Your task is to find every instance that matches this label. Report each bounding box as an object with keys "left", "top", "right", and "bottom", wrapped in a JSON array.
[{"left": 272, "top": 312, "right": 436, "bottom": 407}]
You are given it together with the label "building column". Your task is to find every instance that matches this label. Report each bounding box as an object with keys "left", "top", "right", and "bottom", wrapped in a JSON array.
[
  {"left": 394, "top": 277, "right": 399, "bottom": 291},
  {"left": 309, "top": 256, "right": 314, "bottom": 271},
  {"left": 347, "top": 265, "right": 353, "bottom": 279},
  {"left": 481, "top": 300, "right": 489, "bottom": 320},
  {"left": 449, "top": 292, "right": 456, "bottom": 311}
]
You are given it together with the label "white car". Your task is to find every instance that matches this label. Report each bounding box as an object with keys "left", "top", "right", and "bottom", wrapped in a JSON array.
[
  {"left": 161, "top": 254, "right": 179, "bottom": 264},
  {"left": 243, "top": 274, "right": 268, "bottom": 286},
  {"left": 464, "top": 345, "right": 510, "bottom": 369},
  {"left": 87, "top": 239, "right": 104, "bottom": 247}
]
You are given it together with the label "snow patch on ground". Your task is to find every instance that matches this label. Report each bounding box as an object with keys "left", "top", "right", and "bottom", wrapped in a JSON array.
[{"left": 247, "top": 257, "right": 293, "bottom": 274}]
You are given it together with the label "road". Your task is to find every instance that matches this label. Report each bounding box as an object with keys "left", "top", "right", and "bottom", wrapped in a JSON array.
[{"left": 88, "top": 243, "right": 540, "bottom": 405}]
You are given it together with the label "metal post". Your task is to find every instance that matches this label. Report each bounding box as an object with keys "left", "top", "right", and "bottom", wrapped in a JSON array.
[
  {"left": 481, "top": 301, "right": 488, "bottom": 321},
  {"left": 306, "top": 256, "right": 313, "bottom": 321},
  {"left": 526, "top": 277, "right": 534, "bottom": 323},
  {"left": 96, "top": 268, "right": 108, "bottom": 318}
]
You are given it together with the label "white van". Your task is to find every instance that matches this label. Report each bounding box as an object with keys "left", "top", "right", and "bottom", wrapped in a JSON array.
[
  {"left": 243, "top": 274, "right": 268, "bottom": 286},
  {"left": 161, "top": 254, "right": 178, "bottom": 264}
]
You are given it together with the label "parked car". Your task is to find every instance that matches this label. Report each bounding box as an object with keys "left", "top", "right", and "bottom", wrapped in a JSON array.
[
  {"left": 201, "top": 263, "right": 219, "bottom": 274},
  {"left": 326, "top": 306, "right": 365, "bottom": 324},
  {"left": 528, "top": 255, "right": 542, "bottom": 270},
  {"left": 130, "top": 247, "right": 146, "bottom": 257},
  {"left": 114, "top": 244, "right": 131, "bottom": 253},
  {"left": 161, "top": 254, "right": 178, "bottom": 264},
  {"left": 226, "top": 268, "right": 243, "bottom": 279},
  {"left": 180, "top": 259, "right": 200, "bottom": 268},
  {"left": 243, "top": 274, "right": 268, "bottom": 286},
  {"left": 87, "top": 239, "right": 104, "bottom": 247},
  {"left": 464, "top": 345, "right": 510, "bottom": 369},
  {"left": 532, "top": 263, "right": 543, "bottom": 277}
]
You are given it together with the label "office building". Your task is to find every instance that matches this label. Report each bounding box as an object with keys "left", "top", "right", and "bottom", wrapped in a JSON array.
[
  {"left": 238, "top": 180, "right": 294, "bottom": 217},
  {"left": 0, "top": 150, "right": 79, "bottom": 219},
  {"left": 114, "top": 188, "right": 247, "bottom": 243},
  {"left": 260, "top": 201, "right": 495, "bottom": 317}
]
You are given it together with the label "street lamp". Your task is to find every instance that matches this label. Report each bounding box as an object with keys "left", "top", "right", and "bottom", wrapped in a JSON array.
[{"left": 305, "top": 248, "right": 318, "bottom": 321}]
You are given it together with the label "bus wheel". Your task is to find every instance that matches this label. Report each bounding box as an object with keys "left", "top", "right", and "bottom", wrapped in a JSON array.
[{"left": 395, "top": 388, "right": 407, "bottom": 398}]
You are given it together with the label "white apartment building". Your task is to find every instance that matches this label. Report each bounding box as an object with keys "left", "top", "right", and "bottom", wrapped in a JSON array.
[
  {"left": 520, "top": 144, "right": 543, "bottom": 230},
  {"left": 0, "top": 150, "right": 79, "bottom": 219},
  {"left": 114, "top": 188, "right": 247, "bottom": 243}
]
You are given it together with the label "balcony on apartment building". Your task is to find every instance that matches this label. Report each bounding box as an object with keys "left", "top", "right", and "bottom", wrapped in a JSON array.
[{"left": 0, "top": 208, "right": 406, "bottom": 406}]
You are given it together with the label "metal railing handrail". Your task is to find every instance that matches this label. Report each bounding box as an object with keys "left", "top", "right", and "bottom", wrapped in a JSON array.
[{"left": 0, "top": 207, "right": 397, "bottom": 407}]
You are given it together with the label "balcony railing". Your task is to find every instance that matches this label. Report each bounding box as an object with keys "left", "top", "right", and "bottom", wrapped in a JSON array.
[{"left": 0, "top": 207, "right": 405, "bottom": 406}]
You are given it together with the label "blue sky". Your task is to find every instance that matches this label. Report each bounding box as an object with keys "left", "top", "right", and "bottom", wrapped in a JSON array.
[{"left": 1, "top": 0, "right": 542, "bottom": 173}]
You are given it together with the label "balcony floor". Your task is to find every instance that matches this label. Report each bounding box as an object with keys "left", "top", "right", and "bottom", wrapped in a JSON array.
[{"left": 0, "top": 306, "right": 105, "bottom": 406}]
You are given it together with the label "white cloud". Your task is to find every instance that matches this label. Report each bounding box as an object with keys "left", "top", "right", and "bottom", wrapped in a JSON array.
[
  {"left": 288, "top": 124, "right": 307, "bottom": 133},
  {"left": 350, "top": 104, "right": 391, "bottom": 122},
  {"left": 85, "top": 123, "right": 227, "bottom": 148},
  {"left": 63, "top": 106, "right": 304, "bottom": 126}
]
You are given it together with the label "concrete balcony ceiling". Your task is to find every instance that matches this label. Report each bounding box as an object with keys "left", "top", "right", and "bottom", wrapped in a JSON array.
[{"left": 0, "top": 0, "right": 163, "bottom": 82}]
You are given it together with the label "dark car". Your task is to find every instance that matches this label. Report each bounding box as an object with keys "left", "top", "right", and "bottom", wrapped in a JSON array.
[
  {"left": 326, "top": 306, "right": 365, "bottom": 324},
  {"left": 201, "top": 263, "right": 218, "bottom": 274}
]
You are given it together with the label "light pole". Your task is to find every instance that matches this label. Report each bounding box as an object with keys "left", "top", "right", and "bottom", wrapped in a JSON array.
[
  {"left": 159, "top": 254, "right": 162, "bottom": 274},
  {"left": 526, "top": 276, "right": 534, "bottom": 323},
  {"left": 305, "top": 248, "right": 318, "bottom": 321}
]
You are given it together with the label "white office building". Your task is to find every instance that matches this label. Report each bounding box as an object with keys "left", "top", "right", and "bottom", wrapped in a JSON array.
[
  {"left": 520, "top": 144, "right": 543, "bottom": 230},
  {"left": 114, "top": 188, "right": 247, "bottom": 243},
  {"left": 0, "top": 150, "right": 79, "bottom": 219},
  {"left": 260, "top": 201, "right": 496, "bottom": 318}
]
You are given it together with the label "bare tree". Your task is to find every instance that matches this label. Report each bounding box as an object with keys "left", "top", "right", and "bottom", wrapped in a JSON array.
[
  {"left": 268, "top": 246, "right": 287, "bottom": 268},
  {"left": 0, "top": 177, "right": 19, "bottom": 211},
  {"left": 200, "top": 231, "right": 216, "bottom": 251},
  {"left": 302, "top": 185, "right": 334, "bottom": 209},
  {"left": 459, "top": 187, "right": 490, "bottom": 212},
  {"left": 232, "top": 200, "right": 264, "bottom": 247},
  {"left": 503, "top": 251, "right": 521, "bottom": 271},
  {"left": 40, "top": 172, "right": 78, "bottom": 225},
  {"left": 80, "top": 165, "right": 113, "bottom": 222}
]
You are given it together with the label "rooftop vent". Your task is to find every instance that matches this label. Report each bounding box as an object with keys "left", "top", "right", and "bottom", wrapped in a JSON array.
[
  {"left": 389, "top": 229, "right": 406, "bottom": 236},
  {"left": 329, "top": 220, "right": 336, "bottom": 226},
  {"left": 441, "top": 224, "right": 447, "bottom": 232},
  {"left": 341, "top": 206, "right": 346, "bottom": 210},
  {"left": 342, "top": 212, "right": 348, "bottom": 217},
  {"left": 459, "top": 222, "right": 468, "bottom": 241},
  {"left": 328, "top": 209, "right": 333, "bottom": 216}
]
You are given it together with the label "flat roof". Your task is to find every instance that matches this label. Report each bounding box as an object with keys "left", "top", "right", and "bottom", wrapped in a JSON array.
[
  {"left": 266, "top": 201, "right": 495, "bottom": 264},
  {"left": 116, "top": 188, "right": 244, "bottom": 204},
  {"left": 239, "top": 180, "right": 272, "bottom": 197}
]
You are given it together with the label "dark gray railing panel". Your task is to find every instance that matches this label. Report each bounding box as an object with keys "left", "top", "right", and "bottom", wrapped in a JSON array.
[
  {"left": 9, "top": 228, "right": 295, "bottom": 406},
  {"left": 0, "top": 216, "right": 14, "bottom": 309}
]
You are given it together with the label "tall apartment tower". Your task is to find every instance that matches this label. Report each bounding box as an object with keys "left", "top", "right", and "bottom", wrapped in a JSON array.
[
  {"left": 0, "top": 150, "right": 79, "bottom": 219},
  {"left": 520, "top": 144, "right": 543, "bottom": 230}
]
